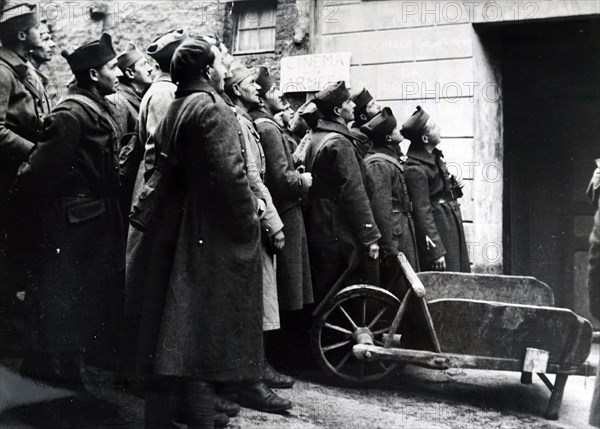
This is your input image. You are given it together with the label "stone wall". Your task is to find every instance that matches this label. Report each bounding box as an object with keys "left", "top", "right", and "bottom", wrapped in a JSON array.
[{"left": 34, "top": 0, "right": 307, "bottom": 102}]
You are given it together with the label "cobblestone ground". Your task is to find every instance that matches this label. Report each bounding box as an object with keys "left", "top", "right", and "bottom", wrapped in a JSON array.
[{"left": 1, "top": 345, "right": 597, "bottom": 429}]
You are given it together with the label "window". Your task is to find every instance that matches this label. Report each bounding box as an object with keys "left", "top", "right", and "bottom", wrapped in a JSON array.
[{"left": 234, "top": 2, "right": 277, "bottom": 54}]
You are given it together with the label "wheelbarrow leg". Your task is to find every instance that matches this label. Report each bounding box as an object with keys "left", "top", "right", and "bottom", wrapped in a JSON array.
[{"left": 543, "top": 373, "right": 568, "bottom": 420}]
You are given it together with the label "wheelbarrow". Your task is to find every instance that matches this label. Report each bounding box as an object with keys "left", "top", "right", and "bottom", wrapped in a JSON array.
[{"left": 310, "top": 253, "right": 596, "bottom": 420}]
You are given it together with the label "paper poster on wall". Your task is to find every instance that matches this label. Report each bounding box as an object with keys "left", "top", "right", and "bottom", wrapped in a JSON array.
[{"left": 280, "top": 52, "right": 352, "bottom": 93}]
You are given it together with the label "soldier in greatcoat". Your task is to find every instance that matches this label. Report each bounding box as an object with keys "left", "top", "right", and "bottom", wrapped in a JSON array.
[
  {"left": 349, "top": 87, "right": 383, "bottom": 157},
  {"left": 123, "top": 29, "right": 187, "bottom": 374},
  {"left": 15, "top": 33, "right": 125, "bottom": 388},
  {"left": 361, "top": 107, "right": 419, "bottom": 294},
  {"left": 401, "top": 106, "right": 471, "bottom": 272},
  {"left": 224, "top": 61, "right": 298, "bottom": 395},
  {"left": 588, "top": 165, "right": 600, "bottom": 428},
  {"left": 249, "top": 67, "right": 314, "bottom": 313},
  {"left": 112, "top": 43, "right": 153, "bottom": 117},
  {"left": 120, "top": 30, "right": 188, "bottom": 227},
  {"left": 292, "top": 100, "right": 322, "bottom": 168},
  {"left": 135, "top": 38, "right": 286, "bottom": 427},
  {"left": 305, "top": 81, "right": 381, "bottom": 303},
  {"left": 108, "top": 42, "right": 152, "bottom": 227},
  {"left": 0, "top": 3, "right": 50, "bottom": 352},
  {"left": 28, "top": 20, "right": 55, "bottom": 88}
]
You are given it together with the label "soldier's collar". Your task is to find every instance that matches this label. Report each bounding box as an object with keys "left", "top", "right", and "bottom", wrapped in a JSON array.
[
  {"left": 0, "top": 47, "right": 29, "bottom": 79},
  {"left": 371, "top": 143, "right": 401, "bottom": 158},
  {"left": 234, "top": 105, "right": 253, "bottom": 122},
  {"left": 316, "top": 119, "right": 356, "bottom": 140},
  {"left": 153, "top": 70, "right": 172, "bottom": 83},
  {"left": 174, "top": 80, "right": 218, "bottom": 98},
  {"left": 407, "top": 144, "right": 437, "bottom": 165}
]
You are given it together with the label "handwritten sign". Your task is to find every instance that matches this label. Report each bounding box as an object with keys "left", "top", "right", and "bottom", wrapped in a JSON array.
[{"left": 280, "top": 52, "right": 352, "bottom": 93}]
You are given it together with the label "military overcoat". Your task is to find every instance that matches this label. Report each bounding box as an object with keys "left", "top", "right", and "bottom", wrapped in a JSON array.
[
  {"left": 0, "top": 47, "right": 50, "bottom": 200},
  {"left": 235, "top": 106, "right": 282, "bottom": 331},
  {"left": 305, "top": 119, "right": 381, "bottom": 302},
  {"left": 141, "top": 83, "right": 263, "bottom": 381},
  {"left": 365, "top": 144, "right": 419, "bottom": 273},
  {"left": 250, "top": 107, "right": 313, "bottom": 312},
  {"left": 404, "top": 144, "right": 470, "bottom": 272},
  {"left": 15, "top": 85, "right": 125, "bottom": 352}
]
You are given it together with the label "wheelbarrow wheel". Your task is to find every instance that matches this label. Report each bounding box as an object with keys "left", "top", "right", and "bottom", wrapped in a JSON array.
[{"left": 311, "top": 285, "right": 402, "bottom": 384}]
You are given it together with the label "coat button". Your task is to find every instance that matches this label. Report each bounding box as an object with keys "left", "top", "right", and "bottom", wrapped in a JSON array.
[{"left": 198, "top": 240, "right": 204, "bottom": 245}]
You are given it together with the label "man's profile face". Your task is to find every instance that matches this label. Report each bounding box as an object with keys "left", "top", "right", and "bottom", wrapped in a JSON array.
[
  {"left": 424, "top": 119, "right": 442, "bottom": 146},
  {"left": 338, "top": 98, "right": 355, "bottom": 124},
  {"left": 209, "top": 46, "right": 227, "bottom": 92},
  {"left": 132, "top": 57, "right": 154, "bottom": 87},
  {"left": 388, "top": 126, "right": 404, "bottom": 144},
  {"left": 365, "top": 99, "right": 382, "bottom": 120},
  {"left": 23, "top": 24, "right": 43, "bottom": 50},
  {"left": 237, "top": 75, "right": 261, "bottom": 105},
  {"left": 220, "top": 44, "right": 234, "bottom": 79},
  {"left": 264, "top": 86, "right": 286, "bottom": 114},
  {"left": 29, "top": 24, "right": 55, "bottom": 65},
  {"left": 95, "top": 58, "right": 121, "bottom": 96}
]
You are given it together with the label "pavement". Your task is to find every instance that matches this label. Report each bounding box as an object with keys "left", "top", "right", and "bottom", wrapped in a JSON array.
[{"left": 0, "top": 344, "right": 597, "bottom": 428}]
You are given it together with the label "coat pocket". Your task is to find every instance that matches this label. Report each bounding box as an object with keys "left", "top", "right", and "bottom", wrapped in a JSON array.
[{"left": 65, "top": 198, "right": 107, "bottom": 224}]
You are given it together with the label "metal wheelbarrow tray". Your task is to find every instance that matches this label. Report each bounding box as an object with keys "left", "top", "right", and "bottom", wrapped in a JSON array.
[{"left": 311, "top": 254, "right": 595, "bottom": 420}]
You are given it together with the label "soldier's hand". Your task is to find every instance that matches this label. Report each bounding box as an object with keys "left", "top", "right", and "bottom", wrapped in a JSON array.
[
  {"left": 271, "top": 230, "right": 285, "bottom": 250},
  {"left": 300, "top": 172, "right": 313, "bottom": 188},
  {"left": 593, "top": 167, "right": 600, "bottom": 186},
  {"left": 368, "top": 243, "right": 379, "bottom": 260},
  {"left": 454, "top": 176, "right": 465, "bottom": 189},
  {"left": 257, "top": 199, "right": 267, "bottom": 219},
  {"left": 432, "top": 256, "right": 446, "bottom": 271}
]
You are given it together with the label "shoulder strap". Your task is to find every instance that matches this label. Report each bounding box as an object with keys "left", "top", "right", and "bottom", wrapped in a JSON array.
[
  {"left": 154, "top": 91, "right": 215, "bottom": 172},
  {"left": 0, "top": 57, "right": 37, "bottom": 95},
  {"left": 365, "top": 153, "right": 404, "bottom": 172},
  {"left": 0, "top": 57, "right": 49, "bottom": 110},
  {"left": 57, "top": 94, "right": 122, "bottom": 139},
  {"left": 305, "top": 132, "right": 338, "bottom": 172},
  {"left": 254, "top": 116, "right": 281, "bottom": 130}
]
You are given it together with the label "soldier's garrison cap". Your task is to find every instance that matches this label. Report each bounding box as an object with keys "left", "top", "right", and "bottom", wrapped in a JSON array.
[
  {"left": 62, "top": 33, "right": 116, "bottom": 73},
  {"left": 298, "top": 100, "right": 322, "bottom": 130},
  {"left": 170, "top": 37, "right": 214, "bottom": 85},
  {"left": 224, "top": 61, "right": 254, "bottom": 93},
  {"left": 360, "top": 107, "right": 396, "bottom": 141},
  {"left": 117, "top": 43, "right": 144, "bottom": 73},
  {"left": 255, "top": 66, "right": 273, "bottom": 97},
  {"left": 313, "top": 81, "right": 351, "bottom": 111},
  {"left": 351, "top": 87, "right": 373, "bottom": 111},
  {"left": 400, "top": 106, "right": 430, "bottom": 141},
  {"left": 147, "top": 28, "right": 187, "bottom": 64},
  {"left": 0, "top": 3, "right": 38, "bottom": 35}
]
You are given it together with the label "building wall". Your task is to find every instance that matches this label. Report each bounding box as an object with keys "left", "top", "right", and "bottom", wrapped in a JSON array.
[
  {"left": 319, "top": 0, "right": 481, "bottom": 269},
  {"left": 38, "top": 0, "right": 226, "bottom": 102},
  {"left": 28, "top": 0, "right": 600, "bottom": 276},
  {"left": 316, "top": 0, "right": 600, "bottom": 272},
  {"left": 228, "top": 0, "right": 310, "bottom": 80},
  {"left": 36, "top": 0, "right": 308, "bottom": 102}
]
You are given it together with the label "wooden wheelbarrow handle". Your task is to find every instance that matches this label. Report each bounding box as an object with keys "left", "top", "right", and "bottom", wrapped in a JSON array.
[{"left": 383, "top": 253, "right": 442, "bottom": 353}]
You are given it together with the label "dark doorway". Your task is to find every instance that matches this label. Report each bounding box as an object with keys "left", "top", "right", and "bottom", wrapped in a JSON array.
[{"left": 478, "top": 17, "right": 600, "bottom": 326}]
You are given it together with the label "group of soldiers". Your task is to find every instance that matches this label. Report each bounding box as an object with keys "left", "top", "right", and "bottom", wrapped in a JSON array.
[{"left": 0, "top": 3, "right": 474, "bottom": 428}]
